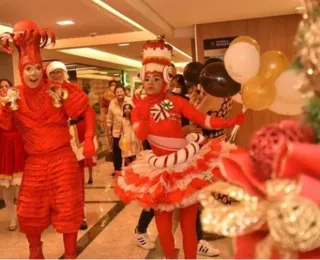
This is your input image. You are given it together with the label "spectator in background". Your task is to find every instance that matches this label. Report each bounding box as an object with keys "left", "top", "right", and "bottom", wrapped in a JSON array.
[
  {"left": 0, "top": 78, "right": 25, "bottom": 231},
  {"left": 100, "top": 80, "right": 117, "bottom": 132},
  {"left": 106, "top": 85, "right": 132, "bottom": 177},
  {"left": 124, "top": 86, "right": 131, "bottom": 97}
]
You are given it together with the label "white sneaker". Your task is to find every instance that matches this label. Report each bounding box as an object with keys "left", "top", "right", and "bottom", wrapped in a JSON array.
[
  {"left": 135, "top": 229, "right": 155, "bottom": 250},
  {"left": 197, "top": 240, "right": 220, "bottom": 257}
]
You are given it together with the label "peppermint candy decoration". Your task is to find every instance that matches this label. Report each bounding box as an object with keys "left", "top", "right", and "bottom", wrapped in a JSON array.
[
  {"left": 160, "top": 99, "right": 174, "bottom": 111},
  {"left": 150, "top": 99, "right": 174, "bottom": 122}
]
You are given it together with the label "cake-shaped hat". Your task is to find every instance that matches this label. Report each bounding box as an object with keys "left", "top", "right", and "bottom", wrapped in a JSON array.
[{"left": 140, "top": 35, "right": 173, "bottom": 83}]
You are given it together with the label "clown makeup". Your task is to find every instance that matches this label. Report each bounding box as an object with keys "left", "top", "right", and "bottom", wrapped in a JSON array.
[
  {"left": 143, "top": 73, "right": 164, "bottom": 95},
  {"left": 49, "top": 69, "right": 64, "bottom": 84},
  {"left": 23, "top": 64, "right": 42, "bottom": 89}
]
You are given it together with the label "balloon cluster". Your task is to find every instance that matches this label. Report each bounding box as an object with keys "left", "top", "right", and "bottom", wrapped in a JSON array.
[
  {"left": 183, "top": 36, "right": 305, "bottom": 115},
  {"left": 224, "top": 36, "right": 305, "bottom": 114}
]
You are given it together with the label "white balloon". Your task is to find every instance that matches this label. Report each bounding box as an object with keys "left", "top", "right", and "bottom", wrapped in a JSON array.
[
  {"left": 275, "top": 70, "right": 305, "bottom": 103},
  {"left": 224, "top": 42, "right": 260, "bottom": 84},
  {"left": 268, "top": 70, "right": 305, "bottom": 116}
]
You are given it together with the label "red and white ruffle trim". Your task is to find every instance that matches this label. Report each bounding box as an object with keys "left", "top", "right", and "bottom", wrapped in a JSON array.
[{"left": 115, "top": 140, "right": 238, "bottom": 211}]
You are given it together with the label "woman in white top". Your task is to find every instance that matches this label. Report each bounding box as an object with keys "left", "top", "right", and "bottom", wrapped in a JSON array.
[{"left": 106, "top": 85, "right": 133, "bottom": 176}]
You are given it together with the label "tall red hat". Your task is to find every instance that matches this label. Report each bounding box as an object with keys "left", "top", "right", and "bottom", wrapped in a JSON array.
[
  {"left": 140, "top": 35, "right": 173, "bottom": 83},
  {"left": 0, "top": 20, "right": 55, "bottom": 71}
]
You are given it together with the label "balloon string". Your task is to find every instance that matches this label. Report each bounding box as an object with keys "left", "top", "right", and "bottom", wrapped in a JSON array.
[{"left": 228, "top": 104, "right": 248, "bottom": 143}]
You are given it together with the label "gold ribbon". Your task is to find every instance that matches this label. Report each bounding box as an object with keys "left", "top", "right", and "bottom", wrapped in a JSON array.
[{"left": 199, "top": 180, "right": 320, "bottom": 258}]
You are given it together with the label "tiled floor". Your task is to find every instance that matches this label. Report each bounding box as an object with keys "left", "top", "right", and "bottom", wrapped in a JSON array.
[{"left": 0, "top": 159, "right": 233, "bottom": 259}]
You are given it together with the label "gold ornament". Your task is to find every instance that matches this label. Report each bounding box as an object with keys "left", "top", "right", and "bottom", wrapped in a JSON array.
[
  {"left": 199, "top": 180, "right": 320, "bottom": 258},
  {"left": 0, "top": 88, "right": 20, "bottom": 110},
  {"left": 295, "top": 0, "right": 320, "bottom": 94},
  {"left": 48, "top": 85, "right": 68, "bottom": 108}
]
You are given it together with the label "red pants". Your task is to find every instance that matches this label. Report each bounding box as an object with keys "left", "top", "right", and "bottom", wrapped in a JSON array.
[
  {"left": 155, "top": 203, "right": 198, "bottom": 259},
  {"left": 18, "top": 147, "right": 84, "bottom": 234}
]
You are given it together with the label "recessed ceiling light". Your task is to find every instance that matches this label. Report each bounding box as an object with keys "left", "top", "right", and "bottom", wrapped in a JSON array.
[
  {"left": 118, "top": 43, "right": 130, "bottom": 47},
  {"left": 100, "top": 72, "right": 108, "bottom": 75},
  {"left": 113, "top": 73, "right": 120, "bottom": 76},
  {"left": 295, "top": 6, "right": 305, "bottom": 11},
  {"left": 57, "top": 20, "right": 75, "bottom": 26}
]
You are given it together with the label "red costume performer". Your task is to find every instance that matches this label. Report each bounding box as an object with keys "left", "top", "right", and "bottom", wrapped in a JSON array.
[
  {"left": 0, "top": 20, "right": 96, "bottom": 259},
  {"left": 115, "top": 36, "right": 245, "bottom": 259}
]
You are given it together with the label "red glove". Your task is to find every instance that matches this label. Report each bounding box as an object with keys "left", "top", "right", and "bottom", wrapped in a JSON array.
[
  {"left": 83, "top": 137, "right": 96, "bottom": 158},
  {"left": 209, "top": 113, "right": 245, "bottom": 129},
  {"left": 227, "top": 113, "right": 245, "bottom": 127},
  {"left": 133, "top": 93, "right": 150, "bottom": 121}
]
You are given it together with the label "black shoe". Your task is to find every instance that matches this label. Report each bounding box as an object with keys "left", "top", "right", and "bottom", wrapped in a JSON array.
[
  {"left": 79, "top": 220, "right": 88, "bottom": 230},
  {"left": 88, "top": 178, "right": 93, "bottom": 184}
]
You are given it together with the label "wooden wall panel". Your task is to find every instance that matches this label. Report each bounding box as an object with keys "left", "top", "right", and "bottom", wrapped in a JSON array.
[{"left": 196, "top": 14, "right": 301, "bottom": 148}]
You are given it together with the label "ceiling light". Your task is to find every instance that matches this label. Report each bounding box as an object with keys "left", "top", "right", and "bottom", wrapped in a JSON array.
[
  {"left": 118, "top": 43, "right": 130, "bottom": 47},
  {"left": 91, "top": 0, "right": 191, "bottom": 60},
  {"left": 113, "top": 73, "right": 120, "bottom": 76},
  {"left": 57, "top": 20, "right": 75, "bottom": 26},
  {"left": 100, "top": 71, "right": 108, "bottom": 75},
  {"left": 295, "top": 6, "right": 305, "bottom": 11},
  {"left": 59, "top": 48, "right": 141, "bottom": 68}
]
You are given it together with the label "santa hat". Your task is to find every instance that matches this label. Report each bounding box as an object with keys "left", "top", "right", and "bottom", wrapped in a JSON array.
[
  {"left": 0, "top": 20, "right": 55, "bottom": 72},
  {"left": 140, "top": 35, "right": 173, "bottom": 83},
  {"left": 46, "top": 61, "right": 67, "bottom": 77}
]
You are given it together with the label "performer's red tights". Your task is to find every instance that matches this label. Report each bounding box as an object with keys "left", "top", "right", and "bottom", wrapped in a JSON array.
[
  {"left": 26, "top": 232, "right": 78, "bottom": 259},
  {"left": 154, "top": 203, "right": 198, "bottom": 259}
]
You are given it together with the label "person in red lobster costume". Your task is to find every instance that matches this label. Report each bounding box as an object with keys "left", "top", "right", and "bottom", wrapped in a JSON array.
[
  {"left": 0, "top": 20, "right": 96, "bottom": 259},
  {"left": 199, "top": 120, "right": 320, "bottom": 259},
  {"left": 115, "top": 36, "right": 245, "bottom": 259}
]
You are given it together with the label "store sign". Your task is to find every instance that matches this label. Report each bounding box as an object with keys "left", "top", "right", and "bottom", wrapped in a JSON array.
[{"left": 204, "top": 36, "right": 237, "bottom": 61}]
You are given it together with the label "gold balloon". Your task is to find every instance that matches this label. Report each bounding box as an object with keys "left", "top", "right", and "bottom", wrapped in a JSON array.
[
  {"left": 231, "top": 36, "right": 260, "bottom": 53},
  {"left": 258, "top": 51, "right": 289, "bottom": 82},
  {"left": 242, "top": 76, "right": 277, "bottom": 111}
]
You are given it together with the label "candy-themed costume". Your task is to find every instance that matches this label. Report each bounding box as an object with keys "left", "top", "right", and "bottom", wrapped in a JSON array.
[
  {"left": 0, "top": 20, "right": 96, "bottom": 259},
  {"left": 199, "top": 120, "right": 320, "bottom": 259},
  {"left": 115, "top": 36, "right": 244, "bottom": 259}
]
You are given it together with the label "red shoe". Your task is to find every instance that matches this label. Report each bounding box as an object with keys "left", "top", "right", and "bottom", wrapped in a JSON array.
[{"left": 29, "top": 242, "right": 44, "bottom": 259}]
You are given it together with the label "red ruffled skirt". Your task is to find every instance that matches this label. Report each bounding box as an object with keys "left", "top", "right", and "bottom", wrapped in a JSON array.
[
  {"left": 0, "top": 128, "right": 25, "bottom": 187},
  {"left": 115, "top": 140, "right": 238, "bottom": 211}
]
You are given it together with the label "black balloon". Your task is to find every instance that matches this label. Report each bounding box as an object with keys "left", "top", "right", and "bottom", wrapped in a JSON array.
[
  {"left": 204, "top": 57, "right": 223, "bottom": 67},
  {"left": 200, "top": 62, "right": 241, "bottom": 98},
  {"left": 183, "top": 62, "right": 204, "bottom": 84}
]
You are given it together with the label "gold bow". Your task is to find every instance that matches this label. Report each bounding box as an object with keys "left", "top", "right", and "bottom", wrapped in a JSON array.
[{"left": 199, "top": 180, "right": 320, "bottom": 258}]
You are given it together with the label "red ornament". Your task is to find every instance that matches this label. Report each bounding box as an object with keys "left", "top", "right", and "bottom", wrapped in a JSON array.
[{"left": 249, "top": 120, "right": 306, "bottom": 181}]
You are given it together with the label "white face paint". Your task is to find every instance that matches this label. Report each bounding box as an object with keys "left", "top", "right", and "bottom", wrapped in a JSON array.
[
  {"left": 143, "top": 72, "right": 164, "bottom": 95},
  {"left": 23, "top": 64, "right": 42, "bottom": 89}
]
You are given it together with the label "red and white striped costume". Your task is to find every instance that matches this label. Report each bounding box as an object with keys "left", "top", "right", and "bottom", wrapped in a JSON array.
[
  {"left": 115, "top": 37, "right": 244, "bottom": 212},
  {"left": 114, "top": 36, "right": 244, "bottom": 259}
]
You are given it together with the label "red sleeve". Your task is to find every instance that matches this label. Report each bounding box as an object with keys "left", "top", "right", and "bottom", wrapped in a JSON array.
[
  {"left": 174, "top": 96, "right": 234, "bottom": 129},
  {"left": 132, "top": 107, "right": 149, "bottom": 140},
  {"left": 62, "top": 82, "right": 90, "bottom": 119},
  {"left": 0, "top": 106, "right": 13, "bottom": 130}
]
